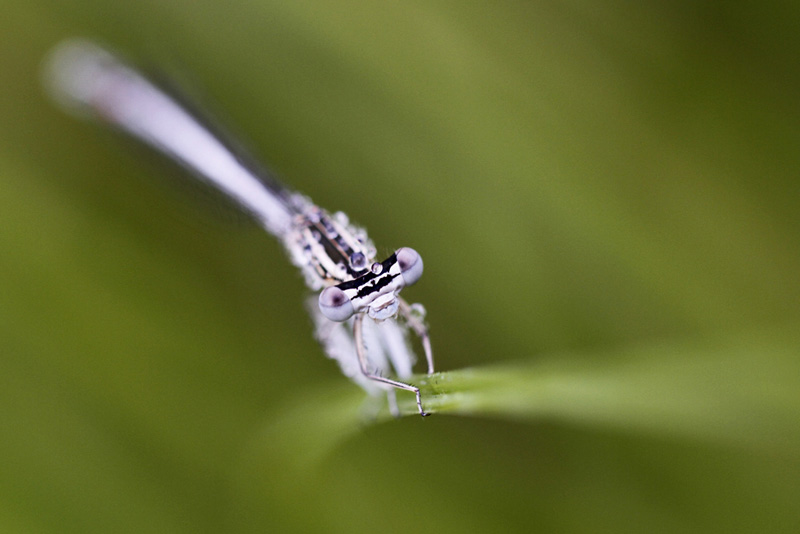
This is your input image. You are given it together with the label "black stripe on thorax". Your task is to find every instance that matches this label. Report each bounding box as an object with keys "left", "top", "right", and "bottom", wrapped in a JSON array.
[{"left": 308, "top": 216, "right": 366, "bottom": 279}]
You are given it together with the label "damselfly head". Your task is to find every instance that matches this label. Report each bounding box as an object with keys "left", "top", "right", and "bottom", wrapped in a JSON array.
[{"left": 317, "top": 247, "right": 424, "bottom": 322}]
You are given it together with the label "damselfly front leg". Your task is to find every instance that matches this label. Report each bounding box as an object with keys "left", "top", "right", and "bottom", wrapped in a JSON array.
[{"left": 353, "top": 314, "right": 429, "bottom": 416}]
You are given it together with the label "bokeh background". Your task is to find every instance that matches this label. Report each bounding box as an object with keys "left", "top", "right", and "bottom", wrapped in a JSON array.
[{"left": 2, "top": 1, "right": 800, "bottom": 533}]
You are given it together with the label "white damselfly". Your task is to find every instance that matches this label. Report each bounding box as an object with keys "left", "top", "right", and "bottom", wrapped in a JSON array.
[{"left": 43, "top": 40, "right": 434, "bottom": 416}]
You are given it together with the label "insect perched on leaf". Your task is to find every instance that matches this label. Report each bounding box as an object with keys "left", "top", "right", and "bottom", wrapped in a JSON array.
[{"left": 43, "top": 40, "right": 435, "bottom": 416}]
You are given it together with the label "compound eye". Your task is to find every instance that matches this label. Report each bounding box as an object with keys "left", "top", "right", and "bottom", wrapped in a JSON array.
[
  {"left": 396, "top": 247, "right": 423, "bottom": 286},
  {"left": 318, "top": 286, "right": 355, "bottom": 322}
]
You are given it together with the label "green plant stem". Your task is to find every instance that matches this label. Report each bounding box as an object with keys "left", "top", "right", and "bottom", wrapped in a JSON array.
[{"left": 408, "top": 323, "right": 800, "bottom": 455}]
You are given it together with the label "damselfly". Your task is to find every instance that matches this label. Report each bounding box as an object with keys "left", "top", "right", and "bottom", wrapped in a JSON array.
[{"left": 43, "top": 40, "right": 434, "bottom": 416}]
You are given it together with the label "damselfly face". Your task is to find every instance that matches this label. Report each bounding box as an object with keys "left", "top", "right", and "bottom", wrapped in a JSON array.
[{"left": 320, "top": 247, "right": 423, "bottom": 322}]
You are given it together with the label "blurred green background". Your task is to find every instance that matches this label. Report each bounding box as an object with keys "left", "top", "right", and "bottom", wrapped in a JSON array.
[{"left": 2, "top": 1, "right": 800, "bottom": 533}]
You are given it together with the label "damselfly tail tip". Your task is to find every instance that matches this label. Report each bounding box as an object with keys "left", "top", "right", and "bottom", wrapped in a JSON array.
[{"left": 41, "top": 38, "right": 117, "bottom": 117}]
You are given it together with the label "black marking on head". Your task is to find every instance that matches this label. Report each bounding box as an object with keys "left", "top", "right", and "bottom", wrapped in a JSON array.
[
  {"left": 354, "top": 270, "right": 396, "bottom": 299},
  {"left": 336, "top": 252, "right": 399, "bottom": 298}
]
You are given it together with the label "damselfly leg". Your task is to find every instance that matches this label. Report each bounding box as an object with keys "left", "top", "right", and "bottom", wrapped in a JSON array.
[{"left": 353, "top": 314, "right": 429, "bottom": 416}]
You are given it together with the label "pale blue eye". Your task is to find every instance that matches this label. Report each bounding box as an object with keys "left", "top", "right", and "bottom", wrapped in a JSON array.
[
  {"left": 396, "top": 247, "right": 423, "bottom": 286},
  {"left": 318, "top": 286, "right": 354, "bottom": 322}
]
